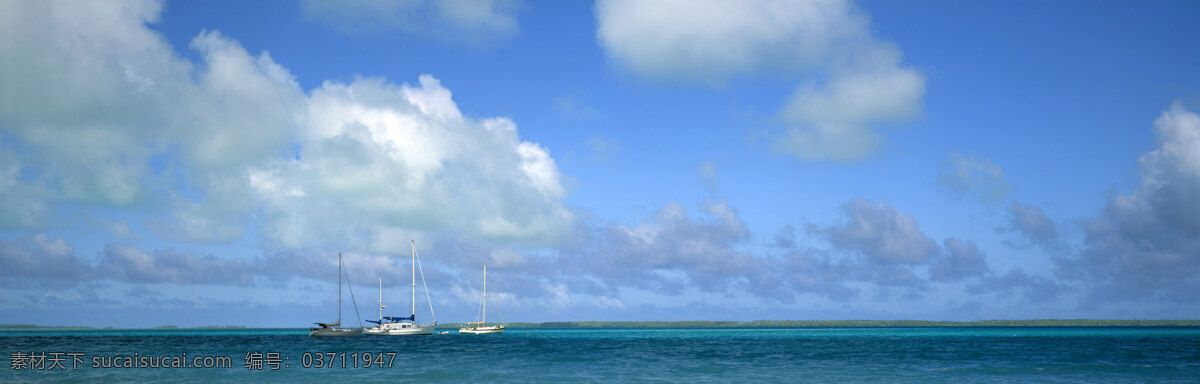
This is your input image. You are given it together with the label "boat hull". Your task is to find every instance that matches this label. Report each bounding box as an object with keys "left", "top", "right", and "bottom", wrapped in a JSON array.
[
  {"left": 364, "top": 323, "right": 435, "bottom": 336},
  {"left": 459, "top": 325, "right": 505, "bottom": 334},
  {"left": 309, "top": 327, "right": 364, "bottom": 337}
]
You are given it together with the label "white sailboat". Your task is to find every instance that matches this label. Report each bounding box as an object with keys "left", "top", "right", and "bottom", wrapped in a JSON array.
[
  {"left": 365, "top": 240, "right": 437, "bottom": 336},
  {"left": 310, "top": 252, "right": 363, "bottom": 337},
  {"left": 459, "top": 265, "right": 505, "bottom": 334}
]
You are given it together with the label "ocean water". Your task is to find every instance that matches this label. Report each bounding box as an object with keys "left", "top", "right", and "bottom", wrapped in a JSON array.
[{"left": 3, "top": 327, "right": 1200, "bottom": 383}]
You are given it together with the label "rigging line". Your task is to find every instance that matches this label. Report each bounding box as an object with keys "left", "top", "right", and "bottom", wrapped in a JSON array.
[
  {"left": 474, "top": 282, "right": 485, "bottom": 323},
  {"left": 491, "top": 285, "right": 504, "bottom": 324},
  {"left": 415, "top": 247, "right": 436, "bottom": 324},
  {"left": 343, "top": 264, "right": 363, "bottom": 328}
]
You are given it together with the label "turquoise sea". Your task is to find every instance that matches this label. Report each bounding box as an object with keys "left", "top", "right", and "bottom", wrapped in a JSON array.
[{"left": 3, "top": 327, "right": 1200, "bottom": 382}]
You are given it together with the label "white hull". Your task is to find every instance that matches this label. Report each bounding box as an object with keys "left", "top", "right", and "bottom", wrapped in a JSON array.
[
  {"left": 364, "top": 323, "right": 435, "bottom": 336},
  {"left": 309, "top": 327, "right": 363, "bottom": 337},
  {"left": 459, "top": 325, "right": 504, "bottom": 334}
]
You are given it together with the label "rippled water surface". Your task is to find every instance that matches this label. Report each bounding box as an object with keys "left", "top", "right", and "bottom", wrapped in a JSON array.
[{"left": 4, "top": 327, "right": 1200, "bottom": 382}]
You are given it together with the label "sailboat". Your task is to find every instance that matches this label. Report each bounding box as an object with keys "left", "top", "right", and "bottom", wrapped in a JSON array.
[
  {"left": 310, "top": 252, "right": 364, "bottom": 337},
  {"left": 459, "top": 265, "right": 505, "bottom": 334},
  {"left": 365, "top": 240, "right": 437, "bottom": 336}
]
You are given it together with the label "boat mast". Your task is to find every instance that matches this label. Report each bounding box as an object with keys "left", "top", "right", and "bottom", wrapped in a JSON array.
[
  {"left": 337, "top": 252, "right": 342, "bottom": 326},
  {"left": 378, "top": 274, "right": 383, "bottom": 323},
  {"left": 482, "top": 264, "right": 487, "bottom": 325},
  {"left": 411, "top": 240, "right": 417, "bottom": 321}
]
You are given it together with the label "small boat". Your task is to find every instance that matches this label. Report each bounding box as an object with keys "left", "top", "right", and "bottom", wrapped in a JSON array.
[
  {"left": 310, "top": 252, "right": 364, "bottom": 337},
  {"left": 365, "top": 240, "right": 437, "bottom": 336},
  {"left": 459, "top": 265, "right": 505, "bottom": 334}
]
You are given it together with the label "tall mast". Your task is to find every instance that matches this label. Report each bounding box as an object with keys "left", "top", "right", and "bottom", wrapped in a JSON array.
[
  {"left": 378, "top": 274, "right": 383, "bottom": 323},
  {"left": 337, "top": 252, "right": 342, "bottom": 326},
  {"left": 411, "top": 240, "right": 417, "bottom": 320},
  {"left": 482, "top": 264, "right": 488, "bottom": 325}
]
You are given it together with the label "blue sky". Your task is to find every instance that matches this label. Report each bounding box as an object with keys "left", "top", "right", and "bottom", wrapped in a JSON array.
[{"left": 2, "top": 0, "right": 1199, "bottom": 327}]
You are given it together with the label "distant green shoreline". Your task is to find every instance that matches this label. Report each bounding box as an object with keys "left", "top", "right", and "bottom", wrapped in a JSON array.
[
  {"left": 482, "top": 319, "right": 1200, "bottom": 328},
  {"left": 5, "top": 319, "right": 1200, "bottom": 330}
]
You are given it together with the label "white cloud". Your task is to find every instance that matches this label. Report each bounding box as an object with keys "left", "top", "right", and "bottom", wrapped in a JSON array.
[
  {"left": 777, "top": 65, "right": 925, "bottom": 162},
  {"left": 300, "top": 0, "right": 520, "bottom": 44},
  {"left": 595, "top": 0, "right": 857, "bottom": 84},
  {"left": 595, "top": 0, "right": 924, "bottom": 162},
  {"left": 183, "top": 30, "right": 305, "bottom": 172},
  {"left": 0, "top": 0, "right": 571, "bottom": 249},
  {"left": 517, "top": 141, "right": 566, "bottom": 199}
]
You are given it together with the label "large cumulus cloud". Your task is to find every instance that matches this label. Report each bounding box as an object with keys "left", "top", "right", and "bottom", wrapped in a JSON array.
[
  {"left": 0, "top": 0, "right": 188, "bottom": 212},
  {"left": 1060, "top": 102, "right": 1200, "bottom": 304},
  {"left": 0, "top": 0, "right": 571, "bottom": 251},
  {"left": 254, "top": 74, "right": 573, "bottom": 250}
]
